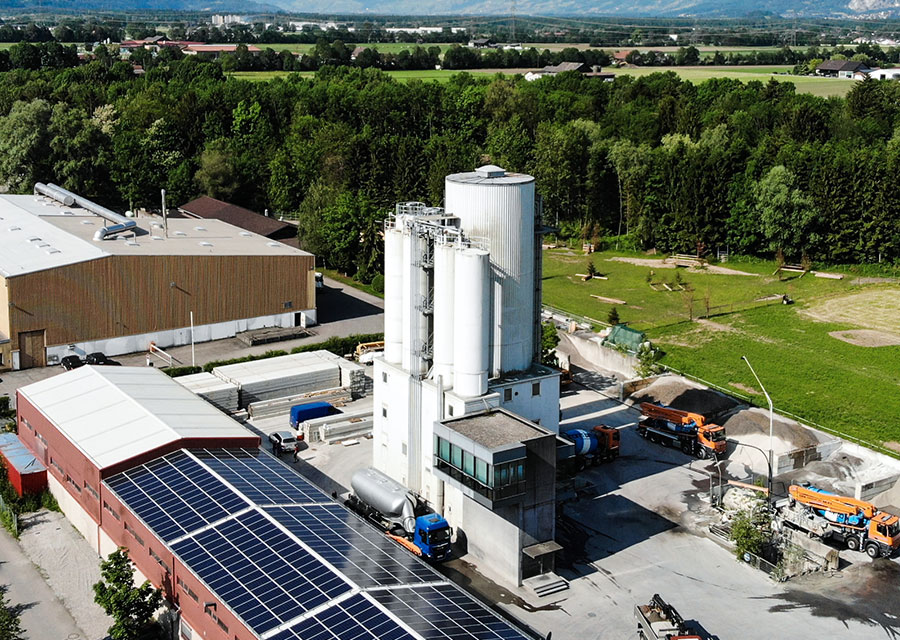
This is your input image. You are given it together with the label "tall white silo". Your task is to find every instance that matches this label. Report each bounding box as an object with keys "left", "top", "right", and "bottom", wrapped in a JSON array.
[
  {"left": 445, "top": 165, "right": 536, "bottom": 374},
  {"left": 453, "top": 248, "right": 490, "bottom": 397},
  {"left": 432, "top": 242, "right": 456, "bottom": 385},
  {"left": 383, "top": 226, "right": 404, "bottom": 364}
]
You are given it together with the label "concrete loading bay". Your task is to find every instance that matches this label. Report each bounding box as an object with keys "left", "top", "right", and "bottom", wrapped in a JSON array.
[{"left": 265, "top": 370, "right": 900, "bottom": 640}]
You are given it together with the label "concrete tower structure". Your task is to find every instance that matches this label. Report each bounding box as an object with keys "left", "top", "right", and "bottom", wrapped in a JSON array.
[{"left": 372, "top": 166, "right": 561, "bottom": 586}]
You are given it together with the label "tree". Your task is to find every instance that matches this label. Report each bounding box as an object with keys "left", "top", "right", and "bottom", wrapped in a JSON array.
[
  {"left": 195, "top": 140, "right": 240, "bottom": 200},
  {"left": 607, "top": 306, "right": 620, "bottom": 325},
  {"left": 754, "top": 165, "right": 816, "bottom": 259},
  {"left": 540, "top": 322, "right": 560, "bottom": 366},
  {"left": 93, "top": 548, "right": 163, "bottom": 640},
  {"left": 586, "top": 260, "right": 597, "bottom": 278},
  {"left": 635, "top": 343, "right": 663, "bottom": 378},
  {"left": 0, "top": 99, "right": 53, "bottom": 192},
  {"left": 730, "top": 508, "right": 770, "bottom": 560},
  {"left": 0, "top": 586, "right": 24, "bottom": 640}
]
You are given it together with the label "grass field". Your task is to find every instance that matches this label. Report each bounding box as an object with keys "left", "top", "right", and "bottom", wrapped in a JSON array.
[
  {"left": 543, "top": 250, "right": 900, "bottom": 449},
  {"left": 227, "top": 69, "right": 468, "bottom": 83}
]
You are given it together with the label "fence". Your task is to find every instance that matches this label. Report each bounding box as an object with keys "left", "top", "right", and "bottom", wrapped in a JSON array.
[{"left": 0, "top": 491, "right": 17, "bottom": 538}]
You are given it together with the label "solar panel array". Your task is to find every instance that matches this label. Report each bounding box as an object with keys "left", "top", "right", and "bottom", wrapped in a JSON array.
[{"left": 104, "top": 447, "right": 534, "bottom": 640}]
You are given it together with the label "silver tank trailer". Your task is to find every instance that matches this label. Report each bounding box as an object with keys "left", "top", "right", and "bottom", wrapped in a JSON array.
[{"left": 351, "top": 467, "right": 417, "bottom": 534}]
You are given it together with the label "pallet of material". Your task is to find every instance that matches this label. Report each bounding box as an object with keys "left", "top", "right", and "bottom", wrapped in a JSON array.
[
  {"left": 213, "top": 352, "right": 341, "bottom": 407},
  {"left": 320, "top": 418, "right": 374, "bottom": 443},
  {"left": 176, "top": 372, "right": 240, "bottom": 414},
  {"left": 247, "top": 387, "right": 352, "bottom": 419},
  {"left": 235, "top": 326, "right": 312, "bottom": 347},
  {"left": 300, "top": 408, "right": 374, "bottom": 443}
]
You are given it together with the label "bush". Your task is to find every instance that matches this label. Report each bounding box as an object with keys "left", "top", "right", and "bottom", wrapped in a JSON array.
[
  {"left": 370, "top": 274, "right": 385, "bottom": 294},
  {"left": 730, "top": 508, "right": 770, "bottom": 559},
  {"left": 607, "top": 306, "right": 620, "bottom": 325},
  {"left": 291, "top": 333, "right": 384, "bottom": 357},
  {"left": 202, "top": 349, "right": 288, "bottom": 373},
  {"left": 160, "top": 365, "right": 202, "bottom": 378}
]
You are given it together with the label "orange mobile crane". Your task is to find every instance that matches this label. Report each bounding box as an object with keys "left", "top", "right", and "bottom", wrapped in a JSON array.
[
  {"left": 776, "top": 484, "right": 900, "bottom": 558},
  {"left": 638, "top": 403, "right": 726, "bottom": 459}
]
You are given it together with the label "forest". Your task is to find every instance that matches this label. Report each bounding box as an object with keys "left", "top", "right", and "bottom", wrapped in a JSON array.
[{"left": 0, "top": 57, "right": 897, "bottom": 284}]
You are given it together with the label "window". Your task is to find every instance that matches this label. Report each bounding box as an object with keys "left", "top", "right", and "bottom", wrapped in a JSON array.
[
  {"left": 103, "top": 501, "right": 121, "bottom": 521},
  {"left": 83, "top": 482, "right": 99, "bottom": 500},
  {"left": 20, "top": 417, "right": 32, "bottom": 431},
  {"left": 35, "top": 432, "right": 47, "bottom": 445},
  {"left": 125, "top": 522, "right": 145, "bottom": 546},
  {"left": 532, "top": 382, "right": 541, "bottom": 397},
  {"left": 66, "top": 475, "right": 81, "bottom": 494},
  {"left": 50, "top": 459, "right": 64, "bottom": 476},
  {"left": 437, "top": 436, "right": 450, "bottom": 463},
  {"left": 283, "top": 301, "right": 293, "bottom": 309},
  {"left": 401, "top": 442, "right": 407, "bottom": 456},
  {"left": 462, "top": 451, "right": 474, "bottom": 476},
  {"left": 504, "top": 388, "right": 512, "bottom": 402},
  {"left": 475, "top": 458, "right": 488, "bottom": 484},
  {"left": 450, "top": 444, "right": 462, "bottom": 469},
  {"left": 150, "top": 548, "right": 170, "bottom": 573},
  {"left": 447, "top": 405, "right": 454, "bottom": 417},
  {"left": 177, "top": 577, "right": 198, "bottom": 602},
  {"left": 382, "top": 372, "right": 387, "bottom": 383},
  {"left": 382, "top": 406, "right": 388, "bottom": 418}
]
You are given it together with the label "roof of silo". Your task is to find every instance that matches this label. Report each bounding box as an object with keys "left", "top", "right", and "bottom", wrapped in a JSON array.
[{"left": 446, "top": 164, "right": 534, "bottom": 185}]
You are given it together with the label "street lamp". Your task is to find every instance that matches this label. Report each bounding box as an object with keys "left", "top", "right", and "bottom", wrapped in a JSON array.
[{"left": 741, "top": 355, "right": 773, "bottom": 497}]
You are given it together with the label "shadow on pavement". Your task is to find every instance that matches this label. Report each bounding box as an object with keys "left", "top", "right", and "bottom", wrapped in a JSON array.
[{"left": 316, "top": 284, "right": 382, "bottom": 323}]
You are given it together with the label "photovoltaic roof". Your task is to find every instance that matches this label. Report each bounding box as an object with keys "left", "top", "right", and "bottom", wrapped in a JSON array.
[{"left": 104, "top": 448, "right": 534, "bottom": 640}]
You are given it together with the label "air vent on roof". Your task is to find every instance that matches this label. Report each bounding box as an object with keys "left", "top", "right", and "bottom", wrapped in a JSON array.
[
  {"left": 151, "top": 235, "right": 163, "bottom": 240},
  {"left": 199, "top": 241, "right": 213, "bottom": 247},
  {"left": 37, "top": 243, "right": 51, "bottom": 249},
  {"left": 267, "top": 242, "right": 281, "bottom": 247},
  {"left": 80, "top": 220, "right": 94, "bottom": 225},
  {"left": 194, "top": 226, "right": 207, "bottom": 231},
  {"left": 8, "top": 226, "right": 20, "bottom": 232},
  {"left": 239, "top": 231, "right": 253, "bottom": 237},
  {"left": 45, "top": 248, "right": 61, "bottom": 255},
  {"left": 62, "top": 210, "right": 74, "bottom": 215},
  {"left": 28, "top": 237, "right": 41, "bottom": 243},
  {"left": 126, "top": 240, "right": 139, "bottom": 246},
  {"left": 174, "top": 231, "right": 186, "bottom": 236}
]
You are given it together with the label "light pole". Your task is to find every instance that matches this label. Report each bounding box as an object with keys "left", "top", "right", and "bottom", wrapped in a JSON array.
[{"left": 741, "top": 356, "right": 773, "bottom": 498}]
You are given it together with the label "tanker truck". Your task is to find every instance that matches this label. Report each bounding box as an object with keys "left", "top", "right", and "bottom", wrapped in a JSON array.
[
  {"left": 346, "top": 467, "right": 453, "bottom": 561},
  {"left": 559, "top": 426, "right": 620, "bottom": 474}
]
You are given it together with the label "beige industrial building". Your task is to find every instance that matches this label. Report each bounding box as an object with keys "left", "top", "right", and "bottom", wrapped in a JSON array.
[{"left": 0, "top": 184, "right": 316, "bottom": 370}]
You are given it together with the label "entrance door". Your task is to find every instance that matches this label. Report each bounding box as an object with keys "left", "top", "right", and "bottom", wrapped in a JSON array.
[{"left": 18, "top": 330, "right": 46, "bottom": 369}]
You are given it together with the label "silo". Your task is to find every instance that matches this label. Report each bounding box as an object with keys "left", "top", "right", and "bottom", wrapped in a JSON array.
[
  {"left": 445, "top": 165, "right": 536, "bottom": 374},
  {"left": 432, "top": 242, "right": 456, "bottom": 385},
  {"left": 453, "top": 248, "right": 490, "bottom": 397},
  {"left": 383, "top": 226, "right": 404, "bottom": 364}
]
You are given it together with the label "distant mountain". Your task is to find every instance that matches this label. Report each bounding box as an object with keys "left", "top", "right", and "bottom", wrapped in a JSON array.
[{"left": 1, "top": 0, "right": 898, "bottom": 18}]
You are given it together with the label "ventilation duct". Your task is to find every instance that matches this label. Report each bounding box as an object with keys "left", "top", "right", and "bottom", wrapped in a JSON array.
[
  {"left": 41, "top": 182, "right": 136, "bottom": 240},
  {"left": 34, "top": 183, "right": 75, "bottom": 207}
]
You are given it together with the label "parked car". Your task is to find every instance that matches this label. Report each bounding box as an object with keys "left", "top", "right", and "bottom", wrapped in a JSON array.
[
  {"left": 85, "top": 352, "right": 121, "bottom": 366},
  {"left": 60, "top": 355, "right": 85, "bottom": 370},
  {"left": 268, "top": 431, "right": 299, "bottom": 456}
]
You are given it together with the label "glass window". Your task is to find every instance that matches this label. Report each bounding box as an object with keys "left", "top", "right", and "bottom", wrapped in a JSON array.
[
  {"left": 498, "top": 464, "right": 509, "bottom": 486},
  {"left": 532, "top": 382, "right": 541, "bottom": 396},
  {"left": 448, "top": 405, "right": 454, "bottom": 417},
  {"left": 439, "top": 437, "right": 450, "bottom": 462},
  {"left": 504, "top": 388, "right": 512, "bottom": 402},
  {"left": 516, "top": 463, "right": 525, "bottom": 482},
  {"left": 475, "top": 458, "right": 488, "bottom": 484},
  {"left": 463, "top": 451, "right": 474, "bottom": 476},
  {"left": 451, "top": 444, "right": 462, "bottom": 468}
]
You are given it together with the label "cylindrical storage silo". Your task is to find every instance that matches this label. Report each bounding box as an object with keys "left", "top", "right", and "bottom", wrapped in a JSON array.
[
  {"left": 432, "top": 242, "right": 456, "bottom": 385},
  {"left": 383, "top": 227, "right": 404, "bottom": 364},
  {"left": 401, "top": 224, "right": 414, "bottom": 372},
  {"left": 444, "top": 166, "right": 535, "bottom": 375},
  {"left": 453, "top": 248, "right": 490, "bottom": 397}
]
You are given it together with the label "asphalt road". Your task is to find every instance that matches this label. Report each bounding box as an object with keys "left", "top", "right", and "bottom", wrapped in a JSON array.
[{"left": 0, "top": 527, "right": 86, "bottom": 640}]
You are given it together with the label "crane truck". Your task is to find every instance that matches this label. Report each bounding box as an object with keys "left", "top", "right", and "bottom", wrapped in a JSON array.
[
  {"left": 345, "top": 467, "right": 452, "bottom": 561},
  {"left": 634, "top": 594, "right": 701, "bottom": 640},
  {"left": 637, "top": 403, "right": 726, "bottom": 459},
  {"left": 775, "top": 484, "right": 900, "bottom": 558},
  {"left": 559, "top": 426, "right": 620, "bottom": 473}
]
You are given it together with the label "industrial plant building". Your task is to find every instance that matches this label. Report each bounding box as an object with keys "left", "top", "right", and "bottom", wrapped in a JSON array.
[
  {"left": 15, "top": 366, "right": 533, "bottom": 640},
  {"left": 0, "top": 184, "right": 316, "bottom": 371},
  {"left": 372, "top": 165, "right": 562, "bottom": 586}
]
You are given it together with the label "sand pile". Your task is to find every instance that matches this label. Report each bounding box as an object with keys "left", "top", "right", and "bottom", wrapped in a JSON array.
[{"left": 631, "top": 375, "right": 739, "bottom": 418}]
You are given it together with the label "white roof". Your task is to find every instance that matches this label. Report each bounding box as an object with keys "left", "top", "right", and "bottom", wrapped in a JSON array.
[
  {"left": 19, "top": 366, "right": 250, "bottom": 469},
  {"left": 0, "top": 195, "right": 109, "bottom": 277}
]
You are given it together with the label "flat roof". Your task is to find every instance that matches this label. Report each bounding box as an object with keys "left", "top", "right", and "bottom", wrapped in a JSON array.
[
  {"left": 442, "top": 409, "right": 549, "bottom": 449},
  {"left": 446, "top": 164, "right": 534, "bottom": 186},
  {"left": 0, "top": 193, "right": 310, "bottom": 277},
  {"left": 0, "top": 195, "right": 109, "bottom": 277},
  {"left": 18, "top": 366, "right": 251, "bottom": 469}
]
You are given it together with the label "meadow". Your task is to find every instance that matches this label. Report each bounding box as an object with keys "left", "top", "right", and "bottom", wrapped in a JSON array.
[{"left": 542, "top": 249, "right": 900, "bottom": 450}]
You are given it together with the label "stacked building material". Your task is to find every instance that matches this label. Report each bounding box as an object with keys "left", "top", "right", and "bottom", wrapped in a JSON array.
[
  {"left": 175, "top": 372, "right": 240, "bottom": 414},
  {"left": 212, "top": 352, "right": 341, "bottom": 408}
]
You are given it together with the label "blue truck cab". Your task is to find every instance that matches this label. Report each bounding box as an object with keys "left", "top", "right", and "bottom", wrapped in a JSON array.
[
  {"left": 290, "top": 401, "right": 338, "bottom": 429},
  {"left": 414, "top": 514, "right": 453, "bottom": 561}
]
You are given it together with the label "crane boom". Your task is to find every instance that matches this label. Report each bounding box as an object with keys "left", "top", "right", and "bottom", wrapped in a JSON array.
[
  {"left": 789, "top": 485, "right": 877, "bottom": 519},
  {"left": 639, "top": 402, "right": 708, "bottom": 427}
]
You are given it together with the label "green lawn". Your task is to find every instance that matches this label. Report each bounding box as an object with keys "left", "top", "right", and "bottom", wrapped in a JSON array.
[{"left": 542, "top": 250, "right": 900, "bottom": 450}]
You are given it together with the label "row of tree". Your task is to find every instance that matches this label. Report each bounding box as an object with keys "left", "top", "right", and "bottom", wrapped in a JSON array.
[{"left": 0, "top": 60, "right": 896, "bottom": 280}]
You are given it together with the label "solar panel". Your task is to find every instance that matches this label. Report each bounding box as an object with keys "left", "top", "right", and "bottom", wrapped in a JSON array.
[
  {"left": 270, "top": 593, "right": 415, "bottom": 640},
  {"left": 191, "top": 448, "right": 328, "bottom": 505},
  {"left": 171, "top": 509, "right": 351, "bottom": 635},
  {"left": 369, "top": 584, "right": 532, "bottom": 640},
  {"left": 264, "top": 504, "right": 439, "bottom": 587},
  {"left": 105, "top": 450, "right": 247, "bottom": 542}
]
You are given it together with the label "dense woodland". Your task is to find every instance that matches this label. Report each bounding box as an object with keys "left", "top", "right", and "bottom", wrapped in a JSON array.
[{"left": 0, "top": 58, "right": 897, "bottom": 282}]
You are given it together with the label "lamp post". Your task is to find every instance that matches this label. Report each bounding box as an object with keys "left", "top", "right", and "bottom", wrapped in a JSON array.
[{"left": 740, "top": 356, "right": 773, "bottom": 497}]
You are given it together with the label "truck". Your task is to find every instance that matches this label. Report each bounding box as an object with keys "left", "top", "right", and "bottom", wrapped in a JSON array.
[
  {"left": 290, "top": 401, "right": 338, "bottom": 430},
  {"left": 346, "top": 467, "right": 452, "bottom": 561},
  {"left": 637, "top": 403, "right": 726, "bottom": 460},
  {"left": 775, "top": 484, "right": 900, "bottom": 558},
  {"left": 560, "top": 426, "right": 620, "bottom": 473},
  {"left": 634, "top": 594, "right": 701, "bottom": 640}
]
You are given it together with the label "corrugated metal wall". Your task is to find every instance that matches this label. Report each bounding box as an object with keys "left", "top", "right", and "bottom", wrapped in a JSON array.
[{"left": 7, "top": 253, "right": 315, "bottom": 348}]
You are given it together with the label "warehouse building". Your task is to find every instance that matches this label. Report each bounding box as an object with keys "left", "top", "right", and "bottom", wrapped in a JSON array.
[
  {"left": 372, "top": 166, "right": 562, "bottom": 587},
  {"left": 0, "top": 184, "right": 316, "bottom": 370},
  {"left": 16, "top": 366, "right": 536, "bottom": 640}
]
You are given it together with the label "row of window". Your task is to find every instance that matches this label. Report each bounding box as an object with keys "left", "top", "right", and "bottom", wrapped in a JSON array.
[
  {"left": 434, "top": 436, "right": 526, "bottom": 490},
  {"left": 125, "top": 522, "right": 145, "bottom": 547},
  {"left": 103, "top": 501, "right": 121, "bottom": 521}
]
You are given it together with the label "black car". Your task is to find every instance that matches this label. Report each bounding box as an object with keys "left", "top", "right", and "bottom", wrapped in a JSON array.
[
  {"left": 60, "top": 355, "right": 85, "bottom": 370},
  {"left": 268, "top": 431, "right": 299, "bottom": 456},
  {"left": 85, "top": 352, "right": 121, "bottom": 366}
]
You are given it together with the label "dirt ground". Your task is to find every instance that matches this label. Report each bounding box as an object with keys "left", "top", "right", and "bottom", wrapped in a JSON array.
[
  {"left": 606, "top": 256, "right": 757, "bottom": 276},
  {"left": 801, "top": 288, "right": 900, "bottom": 335},
  {"left": 829, "top": 329, "right": 900, "bottom": 347}
]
